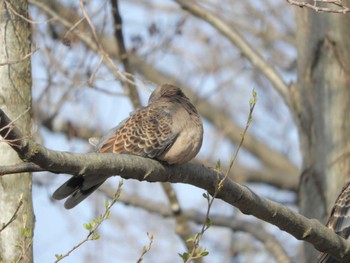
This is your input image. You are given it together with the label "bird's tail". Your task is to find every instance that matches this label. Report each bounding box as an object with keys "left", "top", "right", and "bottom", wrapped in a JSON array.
[
  {"left": 52, "top": 174, "right": 110, "bottom": 209},
  {"left": 318, "top": 253, "right": 339, "bottom": 263}
]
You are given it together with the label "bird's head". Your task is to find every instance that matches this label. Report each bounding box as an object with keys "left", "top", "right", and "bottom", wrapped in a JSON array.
[{"left": 148, "top": 84, "right": 187, "bottom": 104}]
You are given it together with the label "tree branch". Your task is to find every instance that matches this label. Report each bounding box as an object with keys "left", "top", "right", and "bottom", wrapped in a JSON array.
[
  {"left": 286, "top": 0, "right": 350, "bottom": 13},
  {"left": 110, "top": 0, "right": 140, "bottom": 109},
  {"left": 173, "top": 0, "right": 291, "bottom": 108},
  {"left": 0, "top": 163, "right": 44, "bottom": 175},
  {"left": 0, "top": 194, "right": 23, "bottom": 233},
  {"left": 0, "top": 46, "right": 39, "bottom": 66},
  {"left": 0, "top": 108, "right": 349, "bottom": 261},
  {"left": 100, "top": 185, "right": 292, "bottom": 263}
]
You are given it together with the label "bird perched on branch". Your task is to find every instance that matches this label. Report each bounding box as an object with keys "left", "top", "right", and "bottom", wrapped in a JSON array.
[
  {"left": 52, "top": 84, "right": 203, "bottom": 209},
  {"left": 318, "top": 181, "right": 350, "bottom": 263}
]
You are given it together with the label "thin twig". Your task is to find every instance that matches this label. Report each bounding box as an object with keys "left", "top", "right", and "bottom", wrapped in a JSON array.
[
  {"left": 4, "top": 0, "right": 54, "bottom": 24},
  {"left": 221, "top": 90, "right": 257, "bottom": 184},
  {"left": 55, "top": 180, "right": 123, "bottom": 262},
  {"left": 0, "top": 47, "right": 39, "bottom": 66},
  {"left": 29, "top": 0, "right": 137, "bottom": 90},
  {"left": 286, "top": 0, "right": 350, "bottom": 13},
  {"left": 0, "top": 108, "right": 32, "bottom": 148},
  {"left": 135, "top": 232, "right": 154, "bottom": 263},
  {"left": 77, "top": 0, "right": 137, "bottom": 89},
  {"left": 62, "top": 16, "right": 85, "bottom": 41},
  {"left": 0, "top": 195, "right": 23, "bottom": 232},
  {"left": 184, "top": 90, "right": 257, "bottom": 263}
]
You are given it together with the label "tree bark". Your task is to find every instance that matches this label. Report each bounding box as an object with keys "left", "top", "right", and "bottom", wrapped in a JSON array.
[
  {"left": 0, "top": 0, "right": 34, "bottom": 262},
  {"left": 295, "top": 3, "right": 350, "bottom": 262}
]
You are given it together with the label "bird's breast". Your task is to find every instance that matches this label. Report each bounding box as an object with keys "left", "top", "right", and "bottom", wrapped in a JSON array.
[{"left": 159, "top": 113, "right": 203, "bottom": 164}]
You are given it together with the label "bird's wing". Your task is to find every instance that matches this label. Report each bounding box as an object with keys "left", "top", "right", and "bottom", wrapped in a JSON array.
[
  {"left": 327, "top": 181, "right": 350, "bottom": 237},
  {"left": 318, "top": 181, "right": 350, "bottom": 262},
  {"left": 53, "top": 105, "right": 178, "bottom": 209},
  {"left": 97, "top": 105, "right": 178, "bottom": 159}
]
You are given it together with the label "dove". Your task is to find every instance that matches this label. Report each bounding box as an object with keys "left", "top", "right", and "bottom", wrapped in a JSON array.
[{"left": 52, "top": 84, "right": 203, "bottom": 209}]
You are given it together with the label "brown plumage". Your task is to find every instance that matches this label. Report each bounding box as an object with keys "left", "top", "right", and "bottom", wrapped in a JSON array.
[
  {"left": 52, "top": 84, "right": 203, "bottom": 209},
  {"left": 318, "top": 181, "right": 350, "bottom": 263}
]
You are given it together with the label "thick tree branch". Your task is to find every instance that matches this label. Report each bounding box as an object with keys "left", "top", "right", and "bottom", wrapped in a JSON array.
[{"left": 0, "top": 109, "right": 349, "bottom": 261}]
